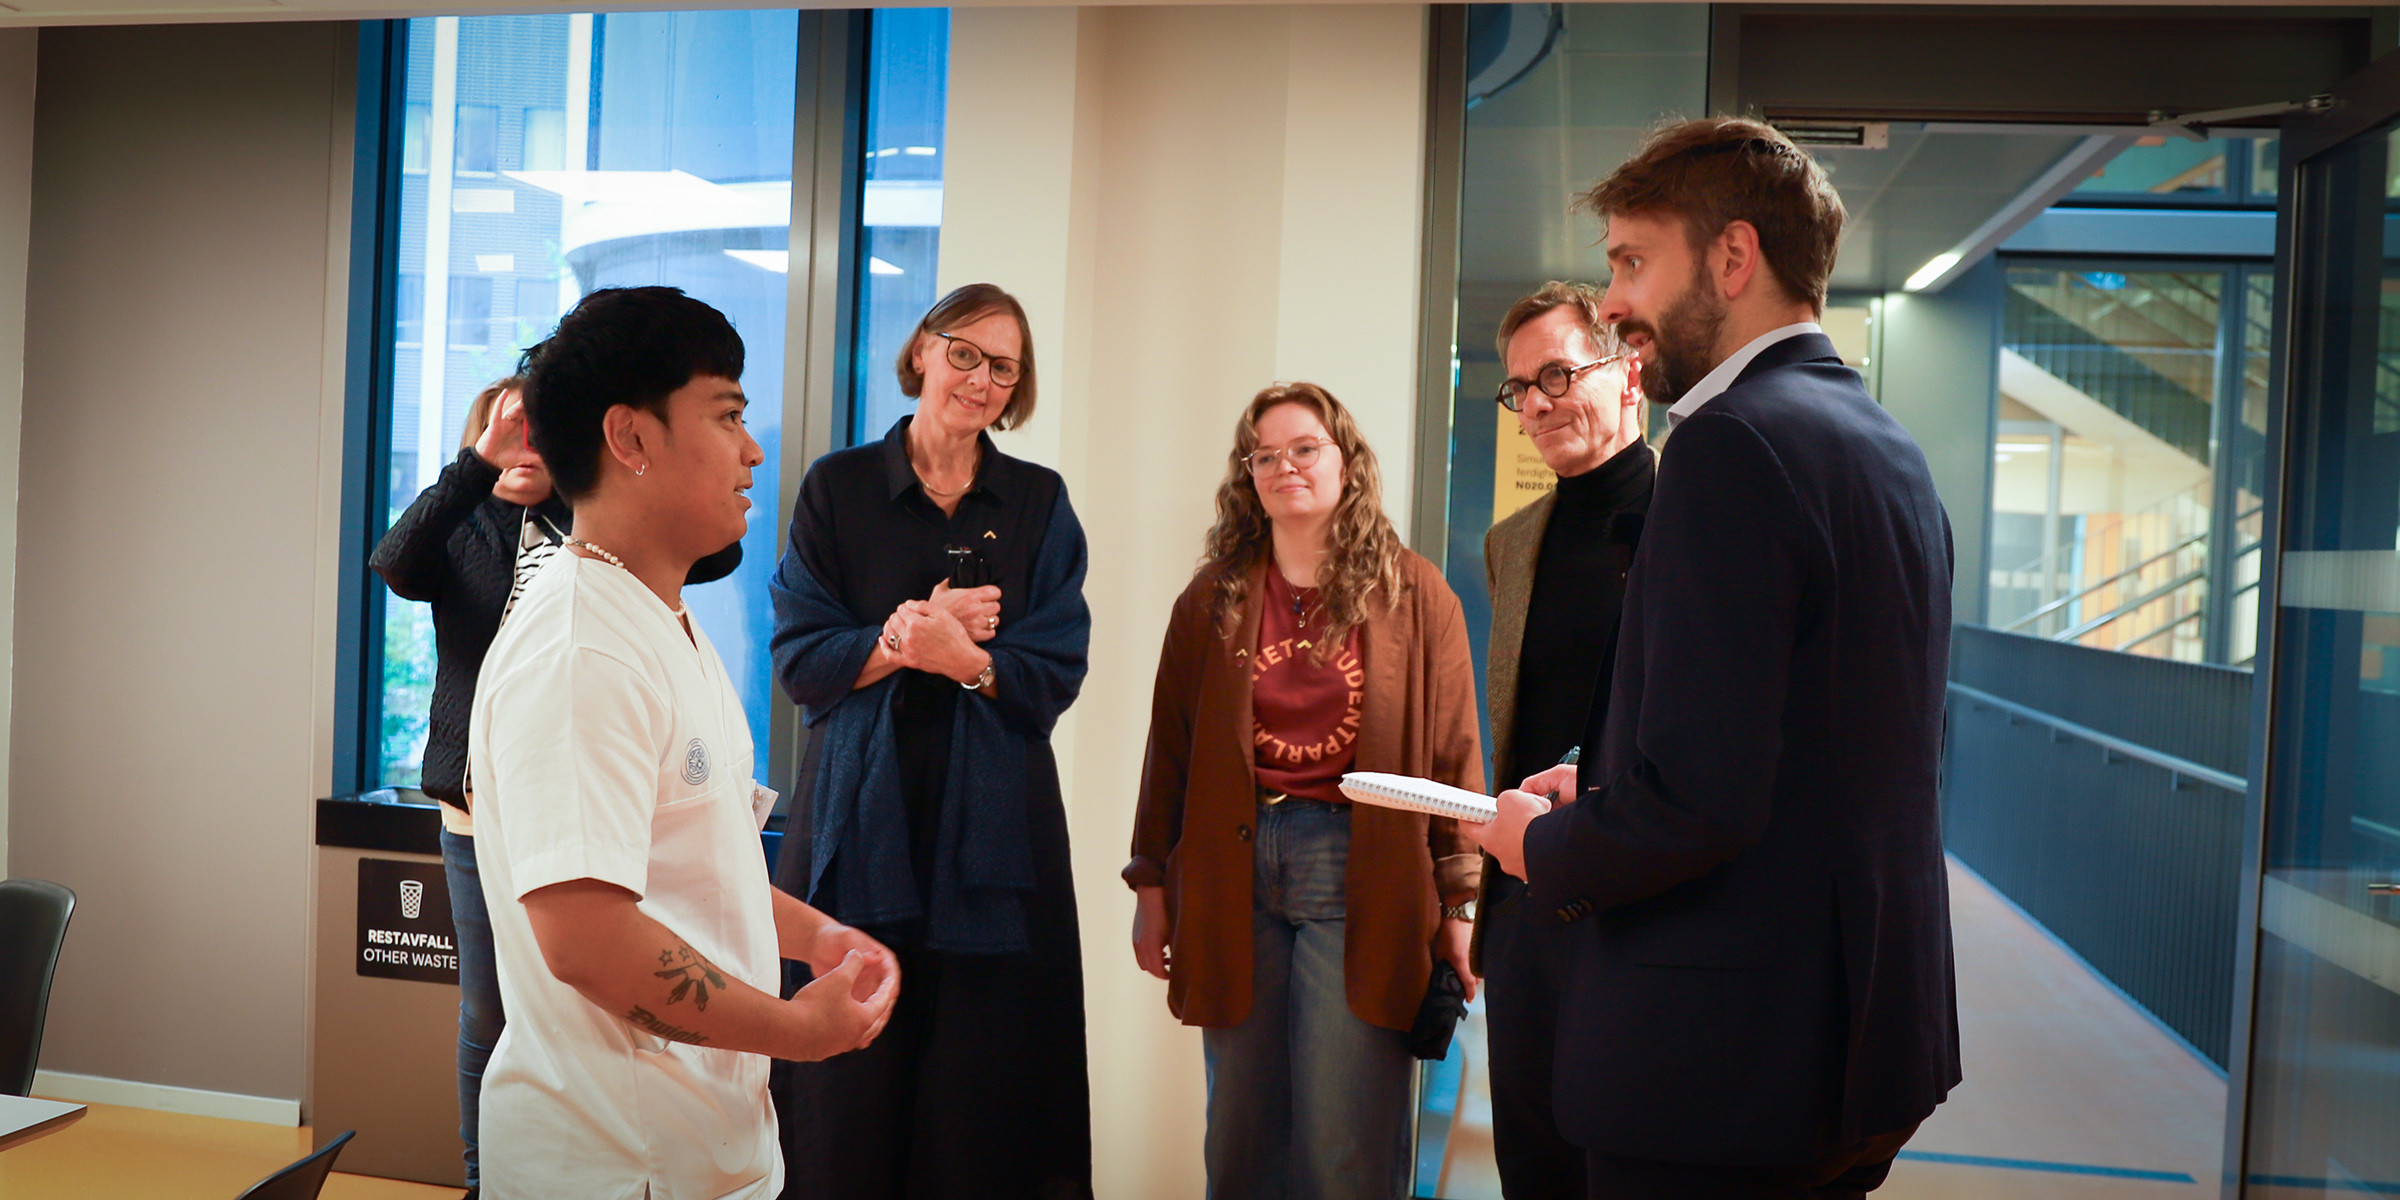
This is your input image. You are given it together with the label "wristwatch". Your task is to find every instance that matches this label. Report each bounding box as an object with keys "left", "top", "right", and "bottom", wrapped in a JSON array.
[
  {"left": 1442, "top": 901, "right": 1475, "bottom": 923},
  {"left": 961, "top": 661, "right": 996, "bottom": 691}
]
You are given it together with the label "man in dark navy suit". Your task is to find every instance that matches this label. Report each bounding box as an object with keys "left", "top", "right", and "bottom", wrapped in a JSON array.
[{"left": 1468, "top": 117, "right": 1960, "bottom": 1199}]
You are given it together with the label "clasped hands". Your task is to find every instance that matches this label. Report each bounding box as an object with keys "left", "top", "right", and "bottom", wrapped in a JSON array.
[
  {"left": 1463, "top": 762, "right": 1578, "bottom": 881},
  {"left": 879, "top": 580, "right": 1000, "bottom": 686}
]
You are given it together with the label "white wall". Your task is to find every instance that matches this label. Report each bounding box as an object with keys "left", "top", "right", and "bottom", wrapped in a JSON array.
[
  {"left": 941, "top": 7, "right": 1429, "bottom": 1195},
  {"left": 11, "top": 22, "right": 352, "bottom": 1108},
  {"left": 0, "top": 30, "right": 33, "bottom": 877},
  {"left": 1880, "top": 256, "right": 2002, "bottom": 627}
]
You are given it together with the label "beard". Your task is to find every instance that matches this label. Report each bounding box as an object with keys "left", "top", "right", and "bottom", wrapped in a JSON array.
[{"left": 1616, "top": 263, "right": 1727, "bottom": 408}]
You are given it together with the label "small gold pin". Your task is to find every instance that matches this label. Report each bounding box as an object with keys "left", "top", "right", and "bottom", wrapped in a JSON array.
[{"left": 983, "top": 530, "right": 997, "bottom": 539}]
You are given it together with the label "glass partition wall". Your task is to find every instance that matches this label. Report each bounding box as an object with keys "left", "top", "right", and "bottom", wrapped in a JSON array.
[
  {"left": 1988, "top": 261, "right": 2274, "bottom": 665},
  {"left": 1429, "top": 8, "right": 2313, "bottom": 1194},
  {"left": 2241, "top": 108, "right": 2400, "bottom": 1200},
  {"left": 1419, "top": 5, "right": 1709, "bottom": 1194}
]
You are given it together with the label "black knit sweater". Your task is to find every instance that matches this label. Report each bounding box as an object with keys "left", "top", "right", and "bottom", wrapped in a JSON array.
[{"left": 369, "top": 447, "right": 741, "bottom": 804}]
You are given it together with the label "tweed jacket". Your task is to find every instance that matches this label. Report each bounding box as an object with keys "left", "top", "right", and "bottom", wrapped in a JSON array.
[
  {"left": 1470, "top": 491, "right": 1556, "bottom": 970},
  {"left": 1126, "top": 551, "right": 1484, "bottom": 1031}
]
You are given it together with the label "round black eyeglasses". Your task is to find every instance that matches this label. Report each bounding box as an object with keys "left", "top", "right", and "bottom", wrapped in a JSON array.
[
  {"left": 937, "top": 332, "right": 1024, "bottom": 388},
  {"left": 1495, "top": 351, "right": 1632, "bottom": 412}
]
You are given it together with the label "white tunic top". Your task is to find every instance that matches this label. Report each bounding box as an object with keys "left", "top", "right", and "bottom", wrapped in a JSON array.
[{"left": 468, "top": 552, "right": 781, "bottom": 1200}]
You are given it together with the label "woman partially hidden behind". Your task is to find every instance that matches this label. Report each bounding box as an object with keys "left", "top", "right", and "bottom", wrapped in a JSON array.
[
  {"left": 1129, "top": 383, "right": 1485, "bottom": 1199},
  {"left": 767, "top": 283, "right": 1093, "bottom": 1199}
]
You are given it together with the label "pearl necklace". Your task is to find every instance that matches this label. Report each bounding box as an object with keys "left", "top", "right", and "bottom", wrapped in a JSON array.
[
  {"left": 564, "top": 537, "right": 690, "bottom": 623},
  {"left": 565, "top": 537, "right": 626, "bottom": 571}
]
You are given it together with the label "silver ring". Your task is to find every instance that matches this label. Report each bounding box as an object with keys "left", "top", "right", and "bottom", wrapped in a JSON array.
[
  {"left": 987, "top": 616, "right": 998, "bottom": 630},
  {"left": 885, "top": 632, "right": 900, "bottom": 651}
]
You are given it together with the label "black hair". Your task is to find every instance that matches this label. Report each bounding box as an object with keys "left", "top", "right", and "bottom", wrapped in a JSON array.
[{"left": 517, "top": 286, "right": 745, "bottom": 503}]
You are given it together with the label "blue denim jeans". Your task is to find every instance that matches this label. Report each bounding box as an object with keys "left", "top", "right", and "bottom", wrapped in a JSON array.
[
  {"left": 442, "top": 829, "right": 505, "bottom": 1188},
  {"left": 1202, "top": 799, "right": 1414, "bottom": 1200}
]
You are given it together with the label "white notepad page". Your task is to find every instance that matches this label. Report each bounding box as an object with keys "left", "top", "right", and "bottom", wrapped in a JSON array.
[{"left": 1338, "top": 771, "right": 1499, "bottom": 823}]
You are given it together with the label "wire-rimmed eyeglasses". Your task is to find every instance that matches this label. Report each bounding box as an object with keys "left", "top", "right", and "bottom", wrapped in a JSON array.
[
  {"left": 936, "top": 332, "right": 1024, "bottom": 388},
  {"left": 1495, "top": 351, "right": 1633, "bottom": 412},
  {"left": 1245, "top": 439, "right": 1336, "bottom": 476}
]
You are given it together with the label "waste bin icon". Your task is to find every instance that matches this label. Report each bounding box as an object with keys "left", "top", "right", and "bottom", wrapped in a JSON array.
[{"left": 400, "top": 879, "right": 423, "bottom": 920}]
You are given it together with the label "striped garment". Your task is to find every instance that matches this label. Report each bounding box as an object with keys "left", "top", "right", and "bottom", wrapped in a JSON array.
[{"left": 507, "top": 510, "right": 568, "bottom": 621}]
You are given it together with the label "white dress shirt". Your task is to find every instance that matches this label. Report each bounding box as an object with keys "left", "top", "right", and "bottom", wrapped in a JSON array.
[{"left": 1664, "top": 321, "right": 1825, "bottom": 428}]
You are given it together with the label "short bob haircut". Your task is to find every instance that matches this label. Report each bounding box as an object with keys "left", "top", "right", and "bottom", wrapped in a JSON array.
[
  {"left": 1578, "top": 116, "right": 1845, "bottom": 313},
  {"left": 517, "top": 287, "right": 744, "bottom": 503},
  {"left": 894, "top": 282, "right": 1038, "bottom": 431}
]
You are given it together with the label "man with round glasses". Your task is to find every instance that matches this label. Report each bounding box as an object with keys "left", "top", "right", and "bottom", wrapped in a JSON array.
[{"left": 1473, "top": 279, "right": 1650, "bottom": 1198}]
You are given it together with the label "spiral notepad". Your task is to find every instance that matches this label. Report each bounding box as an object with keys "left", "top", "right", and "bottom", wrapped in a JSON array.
[{"left": 1338, "top": 771, "right": 1499, "bottom": 823}]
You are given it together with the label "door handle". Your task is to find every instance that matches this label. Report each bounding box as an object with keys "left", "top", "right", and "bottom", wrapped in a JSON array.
[{"left": 2370, "top": 883, "right": 2400, "bottom": 895}]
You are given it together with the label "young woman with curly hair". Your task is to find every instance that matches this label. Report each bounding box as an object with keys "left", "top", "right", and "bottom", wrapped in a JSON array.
[{"left": 1125, "top": 382, "right": 1484, "bottom": 1199}]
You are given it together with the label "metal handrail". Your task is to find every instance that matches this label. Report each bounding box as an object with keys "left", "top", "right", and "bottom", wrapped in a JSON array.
[
  {"left": 2002, "top": 528, "right": 2211, "bottom": 632},
  {"left": 1947, "top": 681, "right": 2247, "bottom": 794},
  {"left": 2001, "top": 504, "right": 2266, "bottom": 636},
  {"left": 1993, "top": 478, "right": 2208, "bottom": 583},
  {"left": 2056, "top": 567, "right": 2208, "bottom": 642},
  {"left": 2114, "top": 605, "right": 2204, "bottom": 654}
]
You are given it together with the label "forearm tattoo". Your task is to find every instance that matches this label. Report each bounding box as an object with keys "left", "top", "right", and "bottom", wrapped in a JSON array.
[
  {"left": 625, "top": 1005, "right": 709, "bottom": 1045},
  {"left": 655, "top": 941, "right": 730, "bottom": 1010}
]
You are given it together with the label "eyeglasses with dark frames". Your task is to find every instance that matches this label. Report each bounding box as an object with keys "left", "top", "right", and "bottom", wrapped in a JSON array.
[
  {"left": 1495, "top": 351, "right": 1633, "bottom": 412},
  {"left": 935, "top": 332, "right": 1024, "bottom": 388}
]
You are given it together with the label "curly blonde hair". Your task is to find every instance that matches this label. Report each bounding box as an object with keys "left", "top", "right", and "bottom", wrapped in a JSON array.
[{"left": 1201, "top": 383, "right": 1407, "bottom": 652}]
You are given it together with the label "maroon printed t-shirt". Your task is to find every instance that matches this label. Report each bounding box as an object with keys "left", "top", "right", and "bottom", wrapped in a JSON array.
[{"left": 1252, "top": 568, "right": 1365, "bottom": 802}]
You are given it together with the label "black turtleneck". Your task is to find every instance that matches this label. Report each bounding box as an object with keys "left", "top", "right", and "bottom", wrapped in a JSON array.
[{"left": 1506, "top": 440, "right": 1655, "bottom": 790}]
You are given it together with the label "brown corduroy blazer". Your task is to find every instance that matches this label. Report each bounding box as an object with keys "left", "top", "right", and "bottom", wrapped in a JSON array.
[{"left": 1125, "top": 551, "right": 1485, "bottom": 1032}]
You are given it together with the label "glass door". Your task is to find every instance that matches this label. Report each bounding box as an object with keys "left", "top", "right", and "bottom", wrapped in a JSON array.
[{"left": 2238, "top": 50, "right": 2400, "bottom": 1198}]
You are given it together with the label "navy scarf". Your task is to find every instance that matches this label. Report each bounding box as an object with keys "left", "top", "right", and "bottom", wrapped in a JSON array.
[{"left": 769, "top": 489, "right": 1089, "bottom": 953}]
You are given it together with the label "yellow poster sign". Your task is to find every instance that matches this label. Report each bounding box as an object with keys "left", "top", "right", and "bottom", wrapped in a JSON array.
[{"left": 1492, "top": 404, "right": 1554, "bottom": 525}]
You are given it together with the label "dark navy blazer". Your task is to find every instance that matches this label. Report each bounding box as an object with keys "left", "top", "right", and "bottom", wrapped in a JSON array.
[{"left": 1522, "top": 331, "right": 1962, "bottom": 1165}]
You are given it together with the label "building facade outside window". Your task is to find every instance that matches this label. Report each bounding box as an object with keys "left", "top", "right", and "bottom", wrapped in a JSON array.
[
  {"left": 377, "top": 11, "right": 802, "bottom": 788},
  {"left": 370, "top": 10, "right": 950, "bottom": 792}
]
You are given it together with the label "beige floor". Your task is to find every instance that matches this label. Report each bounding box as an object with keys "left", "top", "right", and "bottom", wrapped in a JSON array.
[
  {"left": 0, "top": 853, "right": 2227, "bottom": 1200},
  {"left": 1430, "top": 856, "right": 2228, "bottom": 1198},
  {"left": 0, "top": 1100, "right": 458, "bottom": 1199}
]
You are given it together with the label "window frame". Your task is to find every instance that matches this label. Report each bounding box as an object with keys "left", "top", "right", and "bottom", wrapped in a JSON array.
[{"left": 333, "top": 12, "right": 874, "bottom": 799}]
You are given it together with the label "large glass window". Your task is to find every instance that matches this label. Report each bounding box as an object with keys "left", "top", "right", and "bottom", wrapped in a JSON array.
[
  {"left": 853, "top": 9, "right": 950, "bottom": 444},
  {"left": 377, "top": 12, "right": 800, "bottom": 788},
  {"left": 1986, "top": 261, "right": 2272, "bottom": 664}
]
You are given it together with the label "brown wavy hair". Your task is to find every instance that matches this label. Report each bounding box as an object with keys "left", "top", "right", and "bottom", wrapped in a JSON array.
[
  {"left": 1201, "top": 382, "right": 1407, "bottom": 652},
  {"left": 1577, "top": 116, "right": 1844, "bottom": 312}
]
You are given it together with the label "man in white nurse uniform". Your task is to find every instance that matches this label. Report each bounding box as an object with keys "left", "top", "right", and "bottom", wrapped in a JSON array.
[{"left": 471, "top": 286, "right": 900, "bottom": 1200}]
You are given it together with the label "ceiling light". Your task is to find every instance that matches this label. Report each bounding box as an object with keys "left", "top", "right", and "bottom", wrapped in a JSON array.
[{"left": 1904, "top": 252, "right": 1963, "bottom": 292}]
